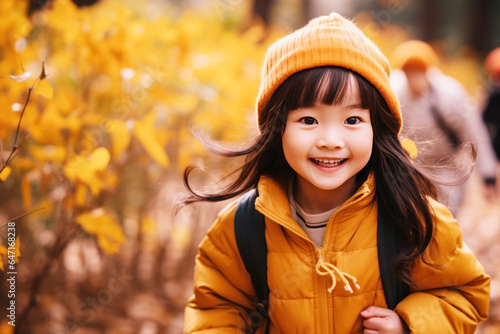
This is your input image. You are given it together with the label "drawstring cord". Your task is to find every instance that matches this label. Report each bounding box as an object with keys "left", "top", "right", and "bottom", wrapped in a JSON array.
[{"left": 315, "top": 248, "right": 361, "bottom": 293}]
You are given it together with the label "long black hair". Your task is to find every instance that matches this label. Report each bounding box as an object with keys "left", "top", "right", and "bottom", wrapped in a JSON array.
[{"left": 179, "top": 66, "right": 442, "bottom": 287}]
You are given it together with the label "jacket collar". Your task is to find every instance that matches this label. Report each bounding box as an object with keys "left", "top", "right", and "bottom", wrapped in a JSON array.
[{"left": 255, "top": 172, "right": 376, "bottom": 233}]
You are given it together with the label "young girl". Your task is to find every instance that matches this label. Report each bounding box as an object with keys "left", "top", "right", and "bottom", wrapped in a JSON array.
[{"left": 180, "top": 12, "right": 490, "bottom": 333}]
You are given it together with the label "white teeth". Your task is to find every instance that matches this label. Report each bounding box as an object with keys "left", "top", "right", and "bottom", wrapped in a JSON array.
[{"left": 313, "top": 158, "right": 346, "bottom": 167}]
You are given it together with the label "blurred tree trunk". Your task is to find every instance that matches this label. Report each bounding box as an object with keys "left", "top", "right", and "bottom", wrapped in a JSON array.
[
  {"left": 252, "top": 0, "right": 276, "bottom": 25},
  {"left": 418, "top": 0, "right": 440, "bottom": 41},
  {"left": 28, "top": 0, "right": 50, "bottom": 14},
  {"left": 252, "top": 0, "right": 311, "bottom": 26},
  {"left": 464, "top": 0, "right": 494, "bottom": 56},
  {"left": 71, "top": 0, "right": 100, "bottom": 7},
  {"left": 301, "top": 0, "right": 311, "bottom": 23},
  {"left": 28, "top": 0, "right": 99, "bottom": 14}
]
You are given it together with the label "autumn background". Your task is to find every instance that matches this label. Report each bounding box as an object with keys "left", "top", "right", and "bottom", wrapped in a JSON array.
[{"left": 0, "top": 0, "right": 499, "bottom": 333}]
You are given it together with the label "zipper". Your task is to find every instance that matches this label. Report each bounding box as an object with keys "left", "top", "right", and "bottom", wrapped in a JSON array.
[
  {"left": 256, "top": 206, "right": 336, "bottom": 333},
  {"left": 317, "top": 247, "right": 331, "bottom": 334},
  {"left": 321, "top": 193, "right": 367, "bottom": 248},
  {"left": 256, "top": 205, "right": 325, "bottom": 333}
]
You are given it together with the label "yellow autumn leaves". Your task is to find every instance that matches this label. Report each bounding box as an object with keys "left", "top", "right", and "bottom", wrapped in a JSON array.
[
  {"left": 76, "top": 209, "right": 125, "bottom": 254},
  {"left": 64, "top": 147, "right": 111, "bottom": 196},
  {"left": 0, "top": 0, "right": 272, "bottom": 263},
  {"left": 0, "top": 167, "right": 11, "bottom": 181},
  {"left": 133, "top": 112, "right": 169, "bottom": 168}
]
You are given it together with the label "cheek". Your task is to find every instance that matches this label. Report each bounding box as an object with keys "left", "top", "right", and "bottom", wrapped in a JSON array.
[
  {"left": 282, "top": 128, "right": 305, "bottom": 165},
  {"left": 352, "top": 130, "right": 373, "bottom": 160}
]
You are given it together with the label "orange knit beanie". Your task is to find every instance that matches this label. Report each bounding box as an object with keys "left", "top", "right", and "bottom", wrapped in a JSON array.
[{"left": 256, "top": 12, "right": 402, "bottom": 132}]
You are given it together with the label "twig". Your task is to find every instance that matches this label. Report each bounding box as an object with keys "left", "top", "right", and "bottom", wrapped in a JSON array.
[
  {"left": 1, "top": 61, "right": 46, "bottom": 174},
  {"left": 0, "top": 86, "right": 33, "bottom": 174},
  {"left": 0, "top": 207, "right": 46, "bottom": 229},
  {"left": 14, "top": 87, "right": 32, "bottom": 148}
]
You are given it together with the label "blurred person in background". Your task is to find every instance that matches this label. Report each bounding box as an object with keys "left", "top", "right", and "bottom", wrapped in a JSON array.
[
  {"left": 390, "top": 40, "right": 498, "bottom": 215},
  {"left": 482, "top": 46, "right": 500, "bottom": 161}
]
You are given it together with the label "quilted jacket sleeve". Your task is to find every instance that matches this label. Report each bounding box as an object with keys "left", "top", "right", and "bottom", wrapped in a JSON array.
[
  {"left": 184, "top": 201, "right": 257, "bottom": 334},
  {"left": 395, "top": 200, "right": 490, "bottom": 334}
]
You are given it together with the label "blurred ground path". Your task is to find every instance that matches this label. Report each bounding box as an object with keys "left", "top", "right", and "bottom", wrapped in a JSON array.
[{"left": 456, "top": 169, "right": 500, "bottom": 334}]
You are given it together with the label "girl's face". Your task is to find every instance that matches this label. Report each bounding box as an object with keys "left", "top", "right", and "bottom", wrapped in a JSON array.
[{"left": 282, "top": 76, "right": 373, "bottom": 202}]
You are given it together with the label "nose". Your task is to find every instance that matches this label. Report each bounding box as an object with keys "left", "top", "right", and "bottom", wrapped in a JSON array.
[{"left": 316, "top": 130, "right": 344, "bottom": 149}]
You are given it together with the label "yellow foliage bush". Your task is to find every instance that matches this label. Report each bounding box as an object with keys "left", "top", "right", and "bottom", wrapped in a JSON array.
[{"left": 0, "top": 0, "right": 273, "bottom": 260}]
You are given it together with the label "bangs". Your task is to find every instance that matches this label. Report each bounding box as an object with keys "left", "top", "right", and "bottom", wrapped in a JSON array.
[
  {"left": 258, "top": 65, "right": 396, "bottom": 140},
  {"left": 276, "top": 66, "right": 360, "bottom": 112},
  {"left": 266, "top": 66, "right": 394, "bottom": 134}
]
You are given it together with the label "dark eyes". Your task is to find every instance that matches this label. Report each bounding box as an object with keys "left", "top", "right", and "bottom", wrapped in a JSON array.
[
  {"left": 345, "top": 117, "right": 361, "bottom": 125},
  {"left": 299, "top": 117, "right": 317, "bottom": 125}
]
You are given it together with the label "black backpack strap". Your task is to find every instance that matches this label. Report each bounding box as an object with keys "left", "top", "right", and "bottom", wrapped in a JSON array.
[
  {"left": 234, "top": 189, "right": 270, "bottom": 333},
  {"left": 377, "top": 207, "right": 410, "bottom": 310}
]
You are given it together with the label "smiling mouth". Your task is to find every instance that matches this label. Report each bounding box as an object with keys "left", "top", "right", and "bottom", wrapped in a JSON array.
[{"left": 311, "top": 158, "right": 347, "bottom": 167}]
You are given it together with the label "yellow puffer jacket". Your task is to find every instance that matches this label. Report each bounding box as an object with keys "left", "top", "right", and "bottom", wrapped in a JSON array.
[{"left": 184, "top": 174, "right": 490, "bottom": 333}]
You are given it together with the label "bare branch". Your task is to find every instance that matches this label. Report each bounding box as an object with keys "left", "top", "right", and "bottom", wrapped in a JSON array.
[
  {"left": 1, "top": 63, "right": 47, "bottom": 175},
  {"left": 0, "top": 207, "right": 46, "bottom": 228},
  {"left": 0, "top": 85, "right": 33, "bottom": 174},
  {"left": 14, "top": 86, "right": 33, "bottom": 147}
]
